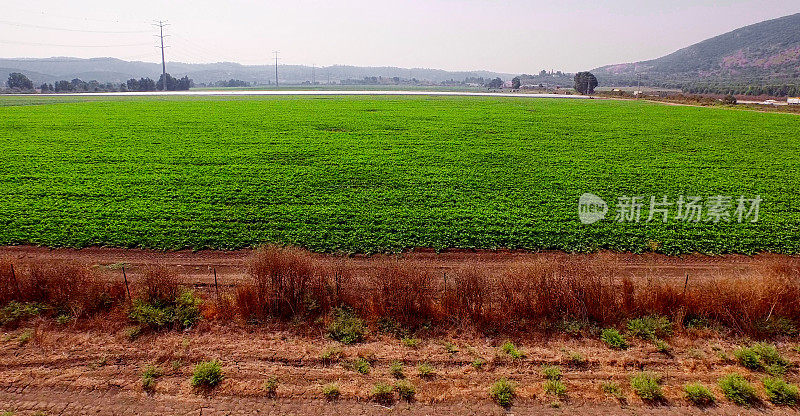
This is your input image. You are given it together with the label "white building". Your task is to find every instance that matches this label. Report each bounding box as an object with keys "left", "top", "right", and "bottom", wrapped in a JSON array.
[{"left": 789, "top": 97, "right": 800, "bottom": 105}]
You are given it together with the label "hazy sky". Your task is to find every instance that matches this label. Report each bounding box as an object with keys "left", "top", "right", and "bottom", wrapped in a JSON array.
[{"left": 2, "top": 1, "right": 797, "bottom": 73}]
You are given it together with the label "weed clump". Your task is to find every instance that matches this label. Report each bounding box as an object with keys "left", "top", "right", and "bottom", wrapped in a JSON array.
[
  {"left": 141, "top": 365, "right": 162, "bottom": 393},
  {"left": 0, "top": 302, "right": 46, "bottom": 326},
  {"left": 734, "top": 343, "right": 788, "bottom": 374},
  {"left": 263, "top": 376, "right": 279, "bottom": 398},
  {"left": 762, "top": 376, "right": 798, "bottom": 406},
  {"left": 490, "top": 378, "right": 516, "bottom": 408},
  {"left": 389, "top": 361, "right": 404, "bottom": 379},
  {"left": 630, "top": 371, "right": 664, "bottom": 402},
  {"left": 351, "top": 357, "right": 370, "bottom": 374},
  {"left": 320, "top": 346, "right": 343, "bottom": 365},
  {"left": 191, "top": 360, "right": 223, "bottom": 389},
  {"left": 684, "top": 382, "right": 715, "bottom": 406},
  {"left": 541, "top": 365, "right": 562, "bottom": 380},
  {"left": 401, "top": 337, "right": 419, "bottom": 348},
  {"left": 130, "top": 290, "right": 201, "bottom": 330},
  {"left": 601, "top": 381, "right": 625, "bottom": 400},
  {"left": 718, "top": 374, "right": 758, "bottom": 406},
  {"left": 543, "top": 379, "right": 567, "bottom": 398},
  {"left": 601, "top": 328, "right": 629, "bottom": 350},
  {"left": 627, "top": 315, "right": 672, "bottom": 340},
  {"left": 327, "top": 307, "right": 365, "bottom": 344},
  {"left": 394, "top": 379, "right": 416, "bottom": 402},
  {"left": 500, "top": 341, "right": 525, "bottom": 359},
  {"left": 418, "top": 362, "right": 435, "bottom": 378},
  {"left": 371, "top": 382, "right": 395, "bottom": 405},
  {"left": 322, "top": 383, "right": 340, "bottom": 401}
]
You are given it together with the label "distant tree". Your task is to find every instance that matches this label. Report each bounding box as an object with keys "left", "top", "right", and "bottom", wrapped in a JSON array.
[
  {"left": 573, "top": 71, "right": 598, "bottom": 94},
  {"left": 512, "top": 76, "right": 521, "bottom": 89},
  {"left": 7, "top": 72, "right": 34, "bottom": 90},
  {"left": 539, "top": 70, "right": 548, "bottom": 77},
  {"left": 157, "top": 73, "right": 192, "bottom": 91},
  {"left": 54, "top": 80, "right": 72, "bottom": 92},
  {"left": 39, "top": 83, "right": 53, "bottom": 92},
  {"left": 71, "top": 78, "right": 88, "bottom": 92},
  {"left": 487, "top": 77, "right": 503, "bottom": 89},
  {"left": 722, "top": 94, "right": 737, "bottom": 105}
]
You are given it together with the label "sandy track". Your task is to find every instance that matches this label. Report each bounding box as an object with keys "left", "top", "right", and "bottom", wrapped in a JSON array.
[{"left": 0, "top": 245, "right": 790, "bottom": 285}]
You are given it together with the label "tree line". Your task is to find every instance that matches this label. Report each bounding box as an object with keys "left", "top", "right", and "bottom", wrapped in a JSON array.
[{"left": 5, "top": 72, "right": 193, "bottom": 93}]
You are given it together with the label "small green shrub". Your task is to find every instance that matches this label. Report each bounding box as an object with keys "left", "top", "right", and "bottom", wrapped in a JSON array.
[
  {"left": 320, "top": 346, "right": 343, "bottom": 365},
  {"left": 627, "top": 315, "right": 672, "bottom": 340},
  {"left": 500, "top": 341, "right": 525, "bottom": 359},
  {"left": 56, "top": 314, "right": 71, "bottom": 325},
  {"left": 418, "top": 362, "right": 435, "bottom": 378},
  {"left": 263, "top": 376, "right": 279, "bottom": 398},
  {"left": 322, "top": 383, "right": 340, "bottom": 401},
  {"left": 389, "top": 360, "right": 404, "bottom": 379},
  {"left": 734, "top": 343, "right": 788, "bottom": 374},
  {"left": 129, "top": 291, "right": 201, "bottom": 330},
  {"left": 394, "top": 379, "right": 416, "bottom": 402},
  {"left": 762, "top": 376, "right": 798, "bottom": 406},
  {"left": 655, "top": 339, "right": 671, "bottom": 354},
  {"left": 601, "top": 381, "right": 624, "bottom": 400},
  {"left": 566, "top": 350, "right": 586, "bottom": 366},
  {"left": 141, "top": 365, "right": 162, "bottom": 392},
  {"left": 543, "top": 379, "right": 567, "bottom": 398},
  {"left": 401, "top": 337, "right": 419, "bottom": 348},
  {"left": 630, "top": 371, "right": 664, "bottom": 401},
  {"left": 684, "top": 382, "right": 715, "bottom": 406},
  {"left": 371, "top": 382, "right": 395, "bottom": 405},
  {"left": 327, "top": 307, "right": 365, "bottom": 344},
  {"left": 17, "top": 329, "right": 33, "bottom": 346},
  {"left": 352, "top": 357, "right": 370, "bottom": 374},
  {"left": 490, "top": 378, "right": 516, "bottom": 408},
  {"left": 718, "top": 374, "right": 758, "bottom": 406},
  {"left": 0, "top": 302, "right": 46, "bottom": 326},
  {"left": 472, "top": 358, "right": 486, "bottom": 370},
  {"left": 734, "top": 347, "right": 761, "bottom": 370},
  {"left": 443, "top": 341, "right": 459, "bottom": 355},
  {"left": 541, "top": 365, "right": 562, "bottom": 381},
  {"left": 601, "top": 328, "right": 629, "bottom": 350},
  {"left": 191, "top": 360, "right": 223, "bottom": 389}
]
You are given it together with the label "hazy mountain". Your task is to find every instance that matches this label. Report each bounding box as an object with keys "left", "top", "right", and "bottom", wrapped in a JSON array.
[
  {"left": 594, "top": 13, "right": 800, "bottom": 86},
  {"left": 0, "top": 57, "right": 513, "bottom": 85}
]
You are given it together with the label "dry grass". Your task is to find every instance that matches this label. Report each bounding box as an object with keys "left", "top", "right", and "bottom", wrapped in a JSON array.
[
  {"left": 0, "top": 259, "right": 124, "bottom": 318},
  {"left": 3, "top": 247, "right": 800, "bottom": 338}
]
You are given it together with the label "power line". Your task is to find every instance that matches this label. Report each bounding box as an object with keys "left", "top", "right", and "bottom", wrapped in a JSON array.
[
  {"left": 0, "top": 19, "right": 149, "bottom": 34},
  {"left": 0, "top": 39, "right": 150, "bottom": 48}
]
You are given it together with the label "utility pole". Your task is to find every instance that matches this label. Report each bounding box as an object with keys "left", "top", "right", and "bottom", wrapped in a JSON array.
[
  {"left": 154, "top": 20, "right": 169, "bottom": 91},
  {"left": 273, "top": 51, "right": 279, "bottom": 87}
]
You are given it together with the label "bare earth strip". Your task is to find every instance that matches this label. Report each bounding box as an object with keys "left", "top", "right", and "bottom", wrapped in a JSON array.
[
  {"left": 0, "top": 324, "right": 797, "bottom": 415},
  {"left": 0, "top": 245, "right": 786, "bottom": 285},
  {"left": 0, "top": 246, "right": 798, "bottom": 415}
]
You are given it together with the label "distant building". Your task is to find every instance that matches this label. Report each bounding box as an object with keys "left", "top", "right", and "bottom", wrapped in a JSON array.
[{"left": 789, "top": 97, "right": 800, "bottom": 105}]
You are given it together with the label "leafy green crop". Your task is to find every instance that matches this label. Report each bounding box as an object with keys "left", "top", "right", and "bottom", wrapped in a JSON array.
[{"left": 1, "top": 95, "right": 798, "bottom": 253}]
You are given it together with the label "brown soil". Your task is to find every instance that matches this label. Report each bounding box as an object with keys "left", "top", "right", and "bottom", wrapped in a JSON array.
[
  {"left": 0, "top": 246, "right": 798, "bottom": 415},
  {"left": 0, "top": 245, "right": 786, "bottom": 285}
]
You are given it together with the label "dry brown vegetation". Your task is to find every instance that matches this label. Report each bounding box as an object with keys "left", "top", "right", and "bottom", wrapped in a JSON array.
[{"left": 2, "top": 246, "right": 800, "bottom": 338}]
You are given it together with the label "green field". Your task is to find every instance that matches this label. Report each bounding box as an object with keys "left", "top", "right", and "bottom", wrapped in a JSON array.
[{"left": 1, "top": 95, "right": 798, "bottom": 253}]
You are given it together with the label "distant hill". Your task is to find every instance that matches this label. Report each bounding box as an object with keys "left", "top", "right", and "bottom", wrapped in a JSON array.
[
  {"left": 594, "top": 13, "right": 800, "bottom": 89},
  {"left": 0, "top": 57, "right": 513, "bottom": 85}
]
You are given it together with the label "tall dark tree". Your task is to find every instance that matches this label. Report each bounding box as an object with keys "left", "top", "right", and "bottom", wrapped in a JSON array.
[
  {"left": 487, "top": 77, "right": 504, "bottom": 89},
  {"left": 512, "top": 76, "right": 521, "bottom": 89},
  {"left": 6, "top": 72, "right": 34, "bottom": 90},
  {"left": 573, "top": 72, "right": 598, "bottom": 95}
]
